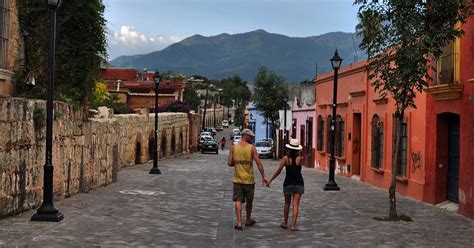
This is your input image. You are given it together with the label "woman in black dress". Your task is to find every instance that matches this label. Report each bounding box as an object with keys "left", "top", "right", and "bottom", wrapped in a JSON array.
[{"left": 267, "top": 139, "right": 304, "bottom": 231}]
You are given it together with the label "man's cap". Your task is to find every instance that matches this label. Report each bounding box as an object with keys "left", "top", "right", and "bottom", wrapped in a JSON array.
[{"left": 241, "top": 129, "right": 255, "bottom": 137}]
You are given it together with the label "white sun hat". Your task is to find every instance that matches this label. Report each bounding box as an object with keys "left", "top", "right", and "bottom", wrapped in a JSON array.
[{"left": 285, "top": 138, "right": 303, "bottom": 150}]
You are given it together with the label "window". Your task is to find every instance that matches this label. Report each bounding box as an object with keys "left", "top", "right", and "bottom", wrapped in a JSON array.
[
  {"left": 392, "top": 115, "right": 408, "bottom": 177},
  {"left": 0, "top": 0, "right": 9, "bottom": 69},
  {"left": 434, "top": 41, "right": 458, "bottom": 85},
  {"left": 371, "top": 115, "right": 384, "bottom": 169},
  {"left": 326, "top": 115, "right": 332, "bottom": 153},
  {"left": 317, "top": 115, "right": 324, "bottom": 151},
  {"left": 335, "top": 115, "right": 345, "bottom": 157}
]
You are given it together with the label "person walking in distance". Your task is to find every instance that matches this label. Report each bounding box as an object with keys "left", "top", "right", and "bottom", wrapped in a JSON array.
[
  {"left": 267, "top": 138, "right": 304, "bottom": 231},
  {"left": 227, "top": 129, "right": 268, "bottom": 230}
]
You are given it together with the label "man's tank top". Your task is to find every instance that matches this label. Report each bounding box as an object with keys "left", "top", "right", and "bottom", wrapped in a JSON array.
[{"left": 232, "top": 144, "right": 255, "bottom": 184}]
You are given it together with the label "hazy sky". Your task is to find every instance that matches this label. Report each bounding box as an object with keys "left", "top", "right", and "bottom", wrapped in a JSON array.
[{"left": 104, "top": 0, "right": 360, "bottom": 59}]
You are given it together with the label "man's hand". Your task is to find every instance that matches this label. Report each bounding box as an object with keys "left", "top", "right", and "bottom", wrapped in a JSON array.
[
  {"left": 265, "top": 179, "right": 272, "bottom": 187},
  {"left": 262, "top": 177, "right": 269, "bottom": 186}
]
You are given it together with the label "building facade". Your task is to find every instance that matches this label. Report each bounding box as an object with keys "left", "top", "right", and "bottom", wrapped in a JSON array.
[
  {"left": 0, "top": 0, "right": 21, "bottom": 96},
  {"left": 314, "top": 18, "right": 474, "bottom": 219},
  {"left": 291, "top": 98, "right": 316, "bottom": 167},
  {"left": 100, "top": 68, "right": 186, "bottom": 111},
  {"left": 423, "top": 18, "right": 474, "bottom": 219}
]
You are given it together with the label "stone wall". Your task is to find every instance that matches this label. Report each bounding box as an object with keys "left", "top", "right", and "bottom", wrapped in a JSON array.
[{"left": 0, "top": 96, "right": 195, "bottom": 218}]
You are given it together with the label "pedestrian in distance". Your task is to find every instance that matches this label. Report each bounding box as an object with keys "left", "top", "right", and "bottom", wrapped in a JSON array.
[
  {"left": 220, "top": 137, "right": 226, "bottom": 150},
  {"left": 266, "top": 138, "right": 304, "bottom": 231},
  {"left": 227, "top": 128, "right": 269, "bottom": 230}
]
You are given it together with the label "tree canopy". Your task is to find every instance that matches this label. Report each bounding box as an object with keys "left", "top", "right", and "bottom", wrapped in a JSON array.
[
  {"left": 355, "top": 0, "right": 472, "bottom": 110},
  {"left": 15, "top": 0, "right": 108, "bottom": 106},
  {"left": 252, "top": 66, "right": 288, "bottom": 124}
]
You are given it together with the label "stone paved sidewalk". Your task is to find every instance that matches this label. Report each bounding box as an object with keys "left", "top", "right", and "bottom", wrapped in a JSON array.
[{"left": 0, "top": 152, "right": 472, "bottom": 247}]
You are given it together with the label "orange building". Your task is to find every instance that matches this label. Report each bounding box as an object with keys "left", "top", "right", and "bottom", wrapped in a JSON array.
[
  {"left": 314, "top": 17, "right": 474, "bottom": 219},
  {"left": 100, "top": 68, "right": 186, "bottom": 111}
]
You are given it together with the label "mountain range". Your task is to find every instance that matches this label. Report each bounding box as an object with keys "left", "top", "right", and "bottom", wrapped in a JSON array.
[{"left": 110, "top": 29, "right": 366, "bottom": 83}]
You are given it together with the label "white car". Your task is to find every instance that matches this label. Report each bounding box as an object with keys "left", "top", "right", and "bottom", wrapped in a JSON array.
[
  {"left": 222, "top": 120, "right": 229, "bottom": 128},
  {"left": 200, "top": 131, "right": 212, "bottom": 137},
  {"left": 233, "top": 135, "right": 242, "bottom": 145},
  {"left": 255, "top": 141, "right": 273, "bottom": 159}
]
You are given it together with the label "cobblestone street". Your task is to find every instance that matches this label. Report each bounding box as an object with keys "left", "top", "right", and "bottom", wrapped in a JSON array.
[{"left": 0, "top": 151, "right": 472, "bottom": 247}]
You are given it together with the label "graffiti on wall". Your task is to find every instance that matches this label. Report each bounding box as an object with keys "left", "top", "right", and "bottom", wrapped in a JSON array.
[{"left": 411, "top": 151, "right": 422, "bottom": 173}]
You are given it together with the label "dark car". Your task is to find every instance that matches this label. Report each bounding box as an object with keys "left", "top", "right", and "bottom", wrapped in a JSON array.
[
  {"left": 201, "top": 140, "right": 219, "bottom": 154},
  {"left": 198, "top": 136, "right": 214, "bottom": 151}
]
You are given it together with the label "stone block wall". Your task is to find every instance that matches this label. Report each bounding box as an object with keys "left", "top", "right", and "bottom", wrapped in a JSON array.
[{"left": 0, "top": 96, "right": 194, "bottom": 218}]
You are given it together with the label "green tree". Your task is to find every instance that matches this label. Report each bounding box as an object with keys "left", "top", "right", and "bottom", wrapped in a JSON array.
[
  {"left": 15, "top": 0, "right": 107, "bottom": 107},
  {"left": 221, "top": 76, "right": 251, "bottom": 107},
  {"left": 183, "top": 84, "right": 201, "bottom": 112},
  {"left": 252, "top": 67, "right": 288, "bottom": 157},
  {"left": 355, "top": 0, "right": 472, "bottom": 219}
]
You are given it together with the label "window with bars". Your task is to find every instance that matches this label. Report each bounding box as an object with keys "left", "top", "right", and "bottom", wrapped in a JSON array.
[
  {"left": 335, "top": 115, "right": 345, "bottom": 157},
  {"left": 326, "top": 115, "right": 332, "bottom": 154},
  {"left": 0, "top": 0, "right": 9, "bottom": 69},
  {"left": 317, "top": 115, "right": 324, "bottom": 151},
  {"left": 392, "top": 115, "right": 408, "bottom": 177},
  {"left": 371, "top": 115, "right": 384, "bottom": 169}
]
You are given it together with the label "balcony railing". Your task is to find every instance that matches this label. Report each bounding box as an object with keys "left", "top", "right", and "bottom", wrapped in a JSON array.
[{"left": 432, "top": 53, "right": 458, "bottom": 85}]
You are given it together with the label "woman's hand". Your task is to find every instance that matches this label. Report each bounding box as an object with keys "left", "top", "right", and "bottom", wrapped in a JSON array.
[{"left": 265, "top": 179, "right": 272, "bottom": 187}]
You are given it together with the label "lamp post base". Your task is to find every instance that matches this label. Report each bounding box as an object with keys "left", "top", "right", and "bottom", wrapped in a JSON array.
[
  {"left": 31, "top": 208, "right": 63, "bottom": 222},
  {"left": 323, "top": 181, "right": 340, "bottom": 191},
  {"left": 149, "top": 168, "right": 162, "bottom": 174}
]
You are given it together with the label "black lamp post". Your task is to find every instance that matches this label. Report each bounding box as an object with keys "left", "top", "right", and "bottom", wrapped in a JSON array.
[
  {"left": 283, "top": 96, "right": 289, "bottom": 148},
  {"left": 324, "top": 49, "right": 342, "bottom": 191},
  {"left": 31, "top": 0, "right": 63, "bottom": 222},
  {"left": 149, "top": 70, "right": 162, "bottom": 174}
]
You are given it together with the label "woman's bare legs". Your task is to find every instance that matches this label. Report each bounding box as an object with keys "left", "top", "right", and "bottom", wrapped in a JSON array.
[
  {"left": 291, "top": 193, "right": 302, "bottom": 231},
  {"left": 281, "top": 194, "right": 291, "bottom": 228}
]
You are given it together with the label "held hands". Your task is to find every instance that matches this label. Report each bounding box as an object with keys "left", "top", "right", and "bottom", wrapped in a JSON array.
[
  {"left": 262, "top": 177, "right": 269, "bottom": 187},
  {"left": 264, "top": 179, "right": 272, "bottom": 187}
]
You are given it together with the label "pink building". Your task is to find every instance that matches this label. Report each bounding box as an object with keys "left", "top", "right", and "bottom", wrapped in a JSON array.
[{"left": 291, "top": 98, "right": 316, "bottom": 167}]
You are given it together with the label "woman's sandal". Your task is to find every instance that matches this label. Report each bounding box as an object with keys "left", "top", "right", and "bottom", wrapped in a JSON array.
[
  {"left": 245, "top": 219, "right": 256, "bottom": 226},
  {"left": 234, "top": 224, "right": 243, "bottom": 230},
  {"left": 291, "top": 227, "right": 298, "bottom": 231},
  {"left": 280, "top": 224, "right": 288, "bottom": 229}
]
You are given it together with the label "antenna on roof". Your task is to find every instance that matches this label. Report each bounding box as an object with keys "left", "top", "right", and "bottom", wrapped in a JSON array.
[{"left": 315, "top": 62, "right": 318, "bottom": 80}]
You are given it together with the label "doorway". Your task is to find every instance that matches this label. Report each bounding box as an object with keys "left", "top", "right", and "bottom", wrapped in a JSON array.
[
  {"left": 352, "top": 113, "right": 362, "bottom": 176},
  {"left": 447, "top": 115, "right": 460, "bottom": 203}
]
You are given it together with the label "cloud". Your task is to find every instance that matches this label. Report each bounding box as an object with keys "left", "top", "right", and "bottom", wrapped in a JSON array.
[{"left": 108, "top": 26, "right": 182, "bottom": 60}]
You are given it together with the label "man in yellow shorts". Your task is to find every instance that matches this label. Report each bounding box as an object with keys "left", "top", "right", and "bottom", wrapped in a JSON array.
[{"left": 227, "top": 128, "right": 268, "bottom": 230}]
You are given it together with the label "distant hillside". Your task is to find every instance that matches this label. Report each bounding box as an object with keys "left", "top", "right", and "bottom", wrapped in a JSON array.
[{"left": 110, "top": 29, "right": 366, "bottom": 83}]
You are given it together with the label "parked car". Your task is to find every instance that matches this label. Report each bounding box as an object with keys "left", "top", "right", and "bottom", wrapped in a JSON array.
[
  {"left": 222, "top": 120, "right": 229, "bottom": 128},
  {"left": 230, "top": 128, "right": 240, "bottom": 140},
  {"left": 198, "top": 136, "right": 214, "bottom": 151},
  {"left": 201, "top": 140, "right": 219, "bottom": 154},
  {"left": 205, "top": 127, "right": 217, "bottom": 136},
  {"left": 255, "top": 141, "right": 273, "bottom": 159},
  {"left": 233, "top": 135, "right": 242, "bottom": 145},
  {"left": 200, "top": 131, "right": 212, "bottom": 137},
  {"left": 216, "top": 124, "right": 224, "bottom": 131},
  {"left": 260, "top": 138, "right": 274, "bottom": 147}
]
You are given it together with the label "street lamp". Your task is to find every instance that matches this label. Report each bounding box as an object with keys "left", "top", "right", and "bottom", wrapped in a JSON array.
[
  {"left": 31, "top": 0, "right": 63, "bottom": 222},
  {"left": 324, "top": 49, "right": 342, "bottom": 191},
  {"left": 283, "top": 96, "right": 289, "bottom": 152},
  {"left": 149, "top": 70, "right": 162, "bottom": 174}
]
